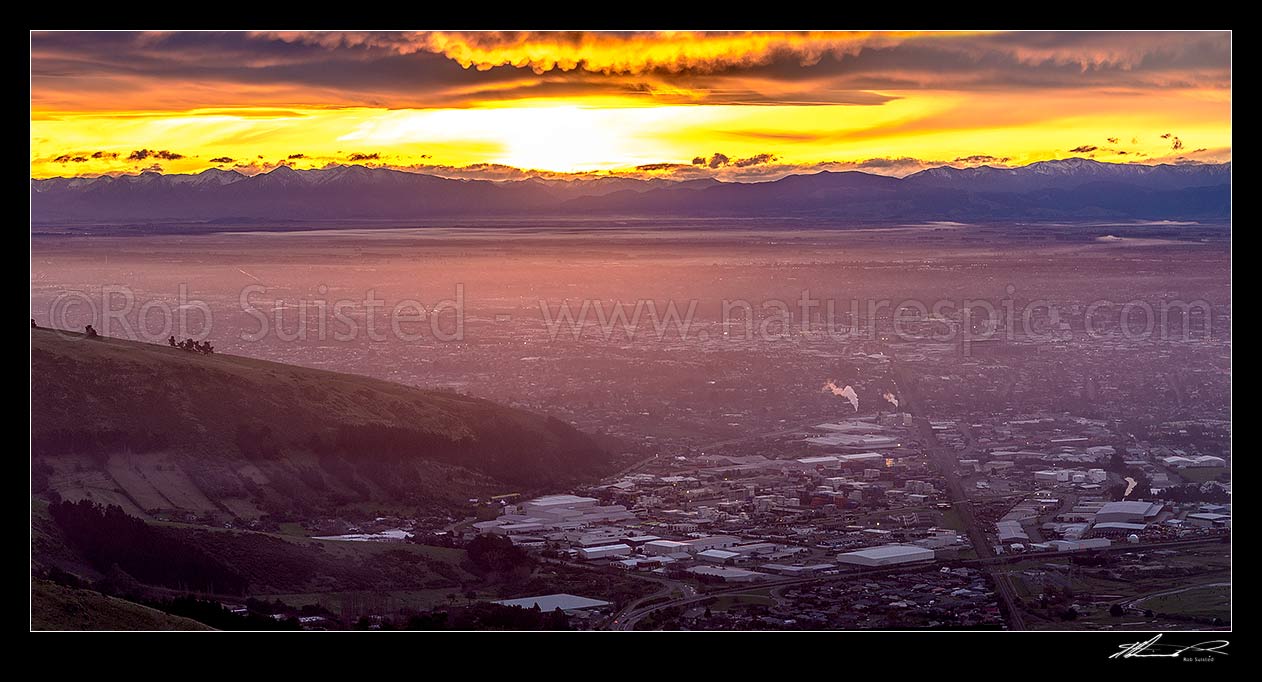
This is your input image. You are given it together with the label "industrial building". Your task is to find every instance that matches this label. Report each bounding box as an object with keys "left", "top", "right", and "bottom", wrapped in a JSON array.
[
  {"left": 473, "top": 494, "right": 637, "bottom": 535},
  {"left": 1035, "top": 470, "right": 1071, "bottom": 485},
  {"left": 1034, "top": 468, "right": 1107, "bottom": 485},
  {"left": 686, "top": 566, "right": 769, "bottom": 582},
  {"left": 482, "top": 522, "right": 546, "bottom": 536},
  {"left": 760, "top": 563, "right": 837, "bottom": 576},
  {"left": 836, "top": 544, "right": 935, "bottom": 567},
  {"left": 1090, "top": 522, "right": 1148, "bottom": 537},
  {"left": 806, "top": 433, "right": 900, "bottom": 449},
  {"left": 568, "top": 530, "right": 627, "bottom": 547},
  {"left": 643, "top": 540, "right": 692, "bottom": 556},
  {"left": 614, "top": 556, "right": 676, "bottom": 570},
  {"left": 793, "top": 453, "right": 888, "bottom": 470},
  {"left": 1161, "top": 455, "right": 1227, "bottom": 468},
  {"left": 730, "top": 542, "right": 778, "bottom": 556},
  {"left": 1187, "top": 512, "right": 1231, "bottom": 528},
  {"left": 521, "top": 494, "right": 599, "bottom": 514},
  {"left": 1048, "top": 538, "right": 1111, "bottom": 552},
  {"left": 682, "top": 535, "right": 741, "bottom": 552},
  {"left": 1093, "top": 500, "right": 1164, "bottom": 525},
  {"left": 696, "top": 549, "right": 741, "bottom": 563},
  {"left": 996, "top": 520, "right": 1029, "bottom": 542},
  {"left": 577, "top": 543, "right": 632, "bottom": 560},
  {"left": 493, "top": 594, "right": 612, "bottom": 613},
  {"left": 620, "top": 535, "right": 662, "bottom": 548},
  {"left": 814, "top": 421, "right": 889, "bottom": 434}
]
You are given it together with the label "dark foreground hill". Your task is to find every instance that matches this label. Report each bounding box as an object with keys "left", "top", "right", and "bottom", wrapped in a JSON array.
[
  {"left": 31, "top": 579, "right": 213, "bottom": 631},
  {"left": 31, "top": 328, "right": 615, "bottom": 520}
]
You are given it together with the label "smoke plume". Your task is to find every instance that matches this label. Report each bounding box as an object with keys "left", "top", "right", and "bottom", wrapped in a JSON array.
[{"left": 823, "top": 380, "right": 859, "bottom": 412}]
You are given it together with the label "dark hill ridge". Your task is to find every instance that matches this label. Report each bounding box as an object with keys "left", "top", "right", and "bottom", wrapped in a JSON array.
[
  {"left": 31, "top": 579, "right": 213, "bottom": 631},
  {"left": 31, "top": 329, "right": 614, "bottom": 518},
  {"left": 30, "top": 158, "right": 1230, "bottom": 224}
]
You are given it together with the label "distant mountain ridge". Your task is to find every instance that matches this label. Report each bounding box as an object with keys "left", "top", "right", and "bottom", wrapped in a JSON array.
[
  {"left": 31, "top": 158, "right": 1231, "bottom": 224},
  {"left": 903, "top": 158, "right": 1232, "bottom": 192}
]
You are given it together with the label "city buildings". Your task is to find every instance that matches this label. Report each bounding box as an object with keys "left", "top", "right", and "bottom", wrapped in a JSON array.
[{"left": 836, "top": 544, "right": 935, "bottom": 567}]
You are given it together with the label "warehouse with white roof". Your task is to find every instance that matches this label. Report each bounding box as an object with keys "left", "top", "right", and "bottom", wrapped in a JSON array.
[
  {"left": 836, "top": 544, "right": 935, "bottom": 567},
  {"left": 1161, "top": 455, "right": 1227, "bottom": 468},
  {"left": 693, "top": 549, "right": 738, "bottom": 563},
  {"left": 493, "top": 594, "right": 611, "bottom": 613},
  {"left": 577, "top": 543, "right": 631, "bottom": 560},
  {"left": 1093, "top": 501, "right": 1164, "bottom": 525},
  {"left": 643, "top": 540, "right": 691, "bottom": 556},
  {"left": 475, "top": 494, "right": 637, "bottom": 535}
]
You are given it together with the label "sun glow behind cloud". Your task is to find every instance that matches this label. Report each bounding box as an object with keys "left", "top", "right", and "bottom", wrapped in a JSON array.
[
  {"left": 30, "top": 31, "right": 1231, "bottom": 180},
  {"left": 335, "top": 103, "right": 689, "bottom": 171}
]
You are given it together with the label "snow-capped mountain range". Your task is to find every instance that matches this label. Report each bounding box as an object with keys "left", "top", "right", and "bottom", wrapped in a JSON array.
[{"left": 31, "top": 158, "right": 1230, "bottom": 224}]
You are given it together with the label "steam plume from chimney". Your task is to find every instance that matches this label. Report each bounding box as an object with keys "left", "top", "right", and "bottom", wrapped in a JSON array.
[
  {"left": 823, "top": 380, "right": 859, "bottom": 412},
  {"left": 883, "top": 392, "right": 899, "bottom": 408}
]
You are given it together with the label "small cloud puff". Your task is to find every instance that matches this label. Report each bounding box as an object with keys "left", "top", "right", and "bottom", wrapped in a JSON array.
[{"left": 127, "top": 149, "right": 184, "bottom": 161}]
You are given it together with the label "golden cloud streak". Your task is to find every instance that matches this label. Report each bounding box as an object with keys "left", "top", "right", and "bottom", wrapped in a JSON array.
[
  {"left": 262, "top": 30, "right": 950, "bottom": 75},
  {"left": 424, "top": 31, "right": 931, "bottom": 74}
]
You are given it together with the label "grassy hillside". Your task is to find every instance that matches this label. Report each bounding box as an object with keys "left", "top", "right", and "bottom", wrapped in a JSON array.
[
  {"left": 31, "top": 328, "right": 614, "bottom": 519},
  {"left": 31, "top": 580, "right": 212, "bottom": 631}
]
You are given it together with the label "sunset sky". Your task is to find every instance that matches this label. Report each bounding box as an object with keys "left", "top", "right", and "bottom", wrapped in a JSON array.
[{"left": 30, "top": 31, "right": 1231, "bottom": 181}]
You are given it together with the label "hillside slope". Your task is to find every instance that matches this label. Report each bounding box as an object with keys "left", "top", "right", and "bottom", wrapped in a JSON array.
[
  {"left": 31, "top": 329, "right": 613, "bottom": 519},
  {"left": 31, "top": 580, "right": 212, "bottom": 631}
]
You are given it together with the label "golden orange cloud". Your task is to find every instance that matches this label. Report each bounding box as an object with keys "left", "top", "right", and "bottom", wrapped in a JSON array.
[
  {"left": 30, "top": 31, "right": 1231, "bottom": 179},
  {"left": 412, "top": 31, "right": 937, "bottom": 74}
]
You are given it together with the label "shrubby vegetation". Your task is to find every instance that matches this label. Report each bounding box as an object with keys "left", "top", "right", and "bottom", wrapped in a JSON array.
[
  {"left": 144, "top": 596, "right": 300, "bottom": 630},
  {"left": 465, "top": 534, "right": 534, "bottom": 580},
  {"left": 1162, "top": 482, "right": 1230, "bottom": 503},
  {"left": 32, "top": 428, "right": 168, "bottom": 459},
  {"left": 49, "top": 500, "right": 247, "bottom": 594}
]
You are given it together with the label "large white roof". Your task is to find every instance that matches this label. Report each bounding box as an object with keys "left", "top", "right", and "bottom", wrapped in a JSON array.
[
  {"left": 526, "top": 494, "right": 598, "bottom": 507},
  {"left": 493, "top": 594, "right": 612, "bottom": 612},
  {"left": 840, "top": 544, "right": 933, "bottom": 559},
  {"left": 798, "top": 455, "right": 839, "bottom": 464},
  {"left": 1098, "top": 501, "right": 1163, "bottom": 516},
  {"left": 687, "top": 566, "right": 766, "bottom": 579},
  {"left": 582, "top": 542, "right": 631, "bottom": 550}
]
